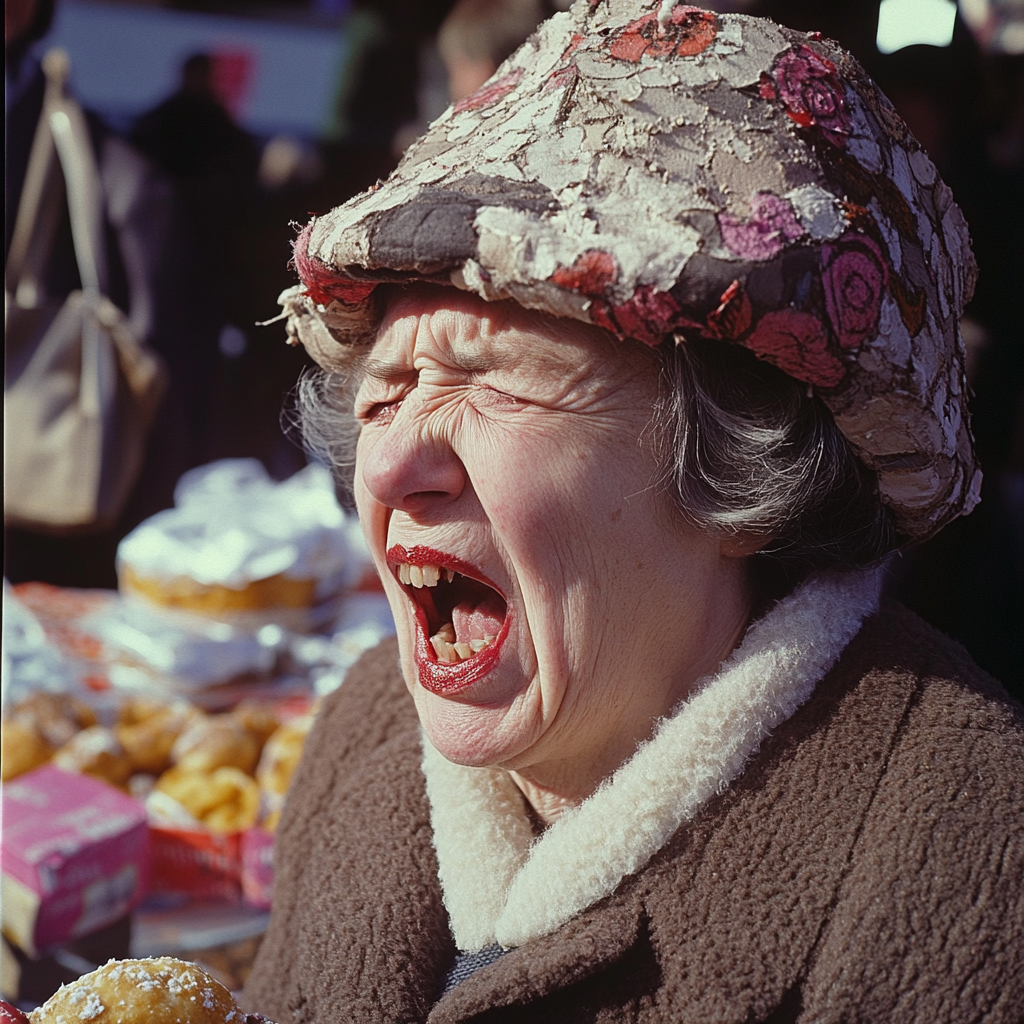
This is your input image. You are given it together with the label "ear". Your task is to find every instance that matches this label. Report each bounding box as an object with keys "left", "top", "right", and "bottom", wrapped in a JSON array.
[{"left": 719, "top": 533, "right": 772, "bottom": 558}]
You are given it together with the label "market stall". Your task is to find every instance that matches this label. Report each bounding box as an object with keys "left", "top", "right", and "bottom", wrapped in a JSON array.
[{"left": 1, "top": 459, "right": 394, "bottom": 1010}]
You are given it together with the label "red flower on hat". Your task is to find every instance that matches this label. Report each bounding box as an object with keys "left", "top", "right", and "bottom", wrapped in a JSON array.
[
  {"left": 821, "top": 235, "right": 889, "bottom": 350},
  {"left": 454, "top": 68, "right": 523, "bottom": 112},
  {"left": 294, "top": 222, "right": 377, "bottom": 307},
  {"left": 743, "top": 308, "right": 845, "bottom": 388},
  {"left": 590, "top": 285, "right": 703, "bottom": 347},
  {"left": 763, "top": 44, "right": 851, "bottom": 147},
  {"left": 609, "top": 5, "right": 718, "bottom": 63},
  {"left": 551, "top": 250, "right": 618, "bottom": 296}
]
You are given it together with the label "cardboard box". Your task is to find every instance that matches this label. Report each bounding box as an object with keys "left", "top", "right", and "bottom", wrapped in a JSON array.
[{"left": 1, "top": 766, "right": 149, "bottom": 956}]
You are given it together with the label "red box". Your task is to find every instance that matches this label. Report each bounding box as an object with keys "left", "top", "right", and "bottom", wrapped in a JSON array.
[{"left": 147, "top": 828, "right": 242, "bottom": 904}]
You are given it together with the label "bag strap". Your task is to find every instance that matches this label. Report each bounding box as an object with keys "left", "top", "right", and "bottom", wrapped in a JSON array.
[{"left": 5, "top": 49, "right": 108, "bottom": 303}]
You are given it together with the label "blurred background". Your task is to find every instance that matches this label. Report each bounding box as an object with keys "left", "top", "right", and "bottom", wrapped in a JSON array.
[{"left": 5, "top": 0, "right": 1022, "bottom": 673}]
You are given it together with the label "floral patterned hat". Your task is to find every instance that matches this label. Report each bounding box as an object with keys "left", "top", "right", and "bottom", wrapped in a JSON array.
[{"left": 282, "top": 0, "right": 981, "bottom": 541}]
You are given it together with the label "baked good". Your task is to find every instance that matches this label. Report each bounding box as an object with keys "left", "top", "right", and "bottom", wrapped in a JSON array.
[
  {"left": 172, "top": 715, "right": 260, "bottom": 776},
  {"left": 117, "top": 696, "right": 173, "bottom": 727},
  {"left": 28, "top": 956, "right": 248, "bottom": 1023},
  {"left": 256, "top": 715, "right": 313, "bottom": 832},
  {"left": 115, "top": 462, "right": 352, "bottom": 630},
  {"left": 8, "top": 692, "right": 96, "bottom": 749},
  {"left": 116, "top": 700, "right": 202, "bottom": 775},
  {"left": 155, "top": 765, "right": 260, "bottom": 833},
  {"left": 256, "top": 716, "right": 313, "bottom": 799},
  {"left": 52, "top": 726, "right": 132, "bottom": 788},
  {"left": 0, "top": 719, "right": 53, "bottom": 781},
  {"left": 120, "top": 564, "right": 317, "bottom": 616},
  {"left": 231, "top": 700, "right": 281, "bottom": 747}
]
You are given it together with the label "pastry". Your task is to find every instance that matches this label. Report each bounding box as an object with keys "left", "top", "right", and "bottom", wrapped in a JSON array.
[
  {"left": 115, "top": 462, "right": 352, "bottom": 631},
  {"left": 28, "top": 956, "right": 256, "bottom": 1023},
  {"left": 155, "top": 765, "right": 260, "bottom": 833},
  {"left": 8, "top": 692, "right": 96, "bottom": 749},
  {"left": 120, "top": 564, "right": 317, "bottom": 616},
  {"left": 116, "top": 700, "right": 202, "bottom": 775},
  {"left": 52, "top": 726, "right": 132, "bottom": 788},
  {"left": 256, "top": 716, "right": 313, "bottom": 799},
  {"left": 230, "top": 701, "right": 281, "bottom": 747},
  {"left": 172, "top": 716, "right": 259, "bottom": 776},
  {"left": 0, "top": 719, "right": 53, "bottom": 781}
]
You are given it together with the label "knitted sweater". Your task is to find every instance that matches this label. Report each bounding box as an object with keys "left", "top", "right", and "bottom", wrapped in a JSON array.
[{"left": 243, "top": 592, "right": 1024, "bottom": 1024}]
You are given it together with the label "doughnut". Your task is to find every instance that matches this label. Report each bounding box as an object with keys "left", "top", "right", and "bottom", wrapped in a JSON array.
[
  {"left": 1, "top": 718, "right": 53, "bottom": 781},
  {"left": 256, "top": 716, "right": 313, "bottom": 799},
  {"left": 230, "top": 701, "right": 281, "bottom": 748},
  {"left": 52, "top": 726, "right": 133, "bottom": 788},
  {"left": 116, "top": 701, "right": 203, "bottom": 775},
  {"left": 27, "top": 956, "right": 265, "bottom": 1023},
  {"left": 155, "top": 765, "right": 260, "bottom": 833},
  {"left": 172, "top": 717, "right": 260, "bottom": 776},
  {"left": 9, "top": 693, "right": 96, "bottom": 749}
]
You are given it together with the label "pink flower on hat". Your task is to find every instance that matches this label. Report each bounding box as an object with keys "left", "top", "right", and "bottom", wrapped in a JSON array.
[
  {"left": 719, "top": 193, "right": 804, "bottom": 262},
  {"left": 609, "top": 5, "right": 718, "bottom": 62},
  {"left": 743, "top": 309, "right": 845, "bottom": 387},
  {"left": 762, "top": 45, "right": 851, "bottom": 147},
  {"left": 821, "top": 235, "right": 890, "bottom": 350}
]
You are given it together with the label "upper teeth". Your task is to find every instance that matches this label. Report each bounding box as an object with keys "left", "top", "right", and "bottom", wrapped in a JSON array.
[{"left": 397, "top": 563, "right": 455, "bottom": 587}]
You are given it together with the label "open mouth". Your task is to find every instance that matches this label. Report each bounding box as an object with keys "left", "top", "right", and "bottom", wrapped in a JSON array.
[{"left": 386, "top": 544, "right": 510, "bottom": 694}]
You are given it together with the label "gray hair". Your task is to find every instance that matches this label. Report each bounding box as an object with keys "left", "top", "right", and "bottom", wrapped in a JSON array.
[
  {"left": 295, "top": 325, "right": 897, "bottom": 593},
  {"left": 655, "top": 336, "right": 897, "bottom": 591}
]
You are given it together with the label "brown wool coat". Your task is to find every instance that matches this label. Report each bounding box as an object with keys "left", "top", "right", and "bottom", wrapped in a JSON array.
[{"left": 242, "top": 603, "right": 1024, "bottom": 1024}]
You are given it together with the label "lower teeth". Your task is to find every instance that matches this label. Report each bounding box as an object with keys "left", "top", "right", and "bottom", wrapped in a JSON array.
[{"left": 429, "top": 623, "right": 497, "bottom": 663}]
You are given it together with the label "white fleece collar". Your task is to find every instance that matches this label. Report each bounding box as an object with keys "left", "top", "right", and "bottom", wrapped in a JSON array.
[{"left": 421, "top": 569, "right": 883, "bottom": 951}]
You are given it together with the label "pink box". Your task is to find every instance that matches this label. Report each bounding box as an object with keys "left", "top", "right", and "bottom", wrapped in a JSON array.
[
  {"left": 1, "top": 766, "right": 149, "bottom": 956},
  {"left": 241, "top": 827, "right": 275, "bottom": 909}
]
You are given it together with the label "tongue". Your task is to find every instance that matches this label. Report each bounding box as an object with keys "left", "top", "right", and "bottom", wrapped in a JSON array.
[{"left": 452, "top": 598, "right": 504, "bottom": 644}]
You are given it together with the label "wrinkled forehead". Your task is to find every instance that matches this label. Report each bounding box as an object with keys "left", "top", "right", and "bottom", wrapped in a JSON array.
[{"left": 371, "top": 284, "right": 649, "bottom": 378}]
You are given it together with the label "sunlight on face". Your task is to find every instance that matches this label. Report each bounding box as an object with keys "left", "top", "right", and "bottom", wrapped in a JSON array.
[{"left": 354, "top": 288, "right": 751, "bottom": 799}]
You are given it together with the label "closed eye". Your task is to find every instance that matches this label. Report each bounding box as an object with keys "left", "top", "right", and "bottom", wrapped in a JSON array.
[{"left": 357, "top": 398, "right": 403, "bottom": 425}]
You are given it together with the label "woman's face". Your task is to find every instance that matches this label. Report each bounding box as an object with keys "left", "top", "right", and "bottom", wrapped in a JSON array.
[{"left": 354, "top": 288, "right": 750, "bottom": 793}]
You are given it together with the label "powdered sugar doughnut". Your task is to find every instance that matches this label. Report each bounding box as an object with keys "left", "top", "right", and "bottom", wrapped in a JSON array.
[{"left": 29, "top": 957, "right": 247, "bottom": 1023}]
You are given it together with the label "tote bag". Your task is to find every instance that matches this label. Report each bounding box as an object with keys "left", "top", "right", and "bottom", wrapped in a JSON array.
[{"left": 5, "top": 49, "right": 165, "bottom": 533}]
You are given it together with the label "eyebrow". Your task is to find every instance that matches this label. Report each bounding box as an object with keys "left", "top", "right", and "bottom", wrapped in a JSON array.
[{"left": 362, "top": 348, "right": 503, "bottom": 382}]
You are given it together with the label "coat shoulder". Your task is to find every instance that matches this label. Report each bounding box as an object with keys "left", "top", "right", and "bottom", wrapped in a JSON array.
[{"left": 799, "top": 601, "right": 1024, "bottom": 1024}]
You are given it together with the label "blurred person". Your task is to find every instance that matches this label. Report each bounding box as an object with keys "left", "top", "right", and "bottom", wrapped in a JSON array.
[
  {"left": 439, "top": 0, "right": 552, "bottom": 100},
  {"left": 130, "top": 51, "right": 259, "bottom": 337},
  {"left": 130, "top": 52, "right": 271, "bottom": 478}
]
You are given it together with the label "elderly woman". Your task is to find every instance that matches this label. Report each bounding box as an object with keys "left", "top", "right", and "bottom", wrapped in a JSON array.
[{"left": 243, "top": 3, "right": 1024, "bottom": 1022}]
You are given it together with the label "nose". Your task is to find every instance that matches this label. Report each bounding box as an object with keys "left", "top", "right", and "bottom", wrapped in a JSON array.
[{"left": 358, "top": 409, "right": 467, "bottom": 516}]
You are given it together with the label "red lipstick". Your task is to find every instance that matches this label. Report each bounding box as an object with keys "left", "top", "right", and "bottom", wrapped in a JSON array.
[{"left": 386, "top": 544, "right": 510, "bottom": 695}]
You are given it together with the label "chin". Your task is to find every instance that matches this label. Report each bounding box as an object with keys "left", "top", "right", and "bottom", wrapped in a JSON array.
[{"left": 413, "top": 686, "right": 543, "bottom": 771}]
